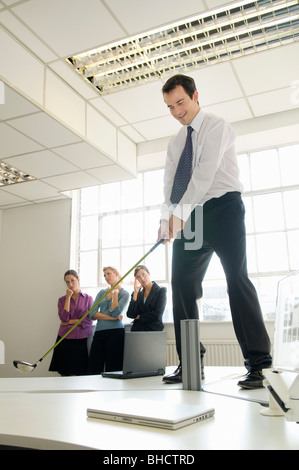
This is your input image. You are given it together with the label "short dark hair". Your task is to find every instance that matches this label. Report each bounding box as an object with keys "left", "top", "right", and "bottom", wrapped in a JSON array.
[
  {"left": 162, "top": 74, "right": 197, "bottom": 99},
  {"left": 134, "top": 265, "right": 149, "bottom": 277}
]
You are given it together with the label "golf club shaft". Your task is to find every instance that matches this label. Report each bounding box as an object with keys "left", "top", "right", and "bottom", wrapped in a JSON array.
[{"left": 38, "top": 239, "right": 164, "bottom": 363}]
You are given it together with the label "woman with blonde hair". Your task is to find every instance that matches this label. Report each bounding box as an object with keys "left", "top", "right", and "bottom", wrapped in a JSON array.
[{"left": 88, "top": 266, "right": 129, "bottom": 375}]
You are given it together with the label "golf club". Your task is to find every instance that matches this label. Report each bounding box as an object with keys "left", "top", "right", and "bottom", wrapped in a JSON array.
[{"left": 13, "top": 238, "right": 164, "bottom": 373}]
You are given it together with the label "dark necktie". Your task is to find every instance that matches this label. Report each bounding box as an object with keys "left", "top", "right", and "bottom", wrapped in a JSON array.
[{"left": 170, "top": 126, "right": 193, "bottom": 204}]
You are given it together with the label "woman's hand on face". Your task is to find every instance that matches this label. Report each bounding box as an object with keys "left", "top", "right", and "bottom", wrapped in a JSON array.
[
  {"left": 134, "top": 277, "right": 142, "bottom": 294},
  {"left": 111, "top": 289, "right": 119, "bottom": 300},
  {"left": 66, "top": 288, "right": 73, "bottom": 299},
  {"left": 107, "top": 283, "right": 121, "bottom": 299}
]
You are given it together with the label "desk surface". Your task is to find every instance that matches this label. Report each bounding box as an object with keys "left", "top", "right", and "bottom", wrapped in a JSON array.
[
  {"left": 0, "top": 366, "right": 269, "bottom": 404},
  {"left": 0, "top": 366, "right": 237, "bottom": 392},
  {"left": 0, "top": 367, "right": 297, "bottom": 451},
  {"left": 0, "top": 389, "right": 298, "bottom": 451}
]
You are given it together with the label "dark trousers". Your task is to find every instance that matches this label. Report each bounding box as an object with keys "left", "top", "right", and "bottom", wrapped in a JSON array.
[
  {"left": 172, "top": 192, "right": 272, "bottom": 371},
  {"left": 88, "top": 328, "right": 125, "bottom": 375}
]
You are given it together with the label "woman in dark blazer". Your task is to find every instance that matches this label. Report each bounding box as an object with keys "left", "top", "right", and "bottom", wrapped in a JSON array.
[{"left": 126, "top": 265, "right": 166, "bottom": 331}]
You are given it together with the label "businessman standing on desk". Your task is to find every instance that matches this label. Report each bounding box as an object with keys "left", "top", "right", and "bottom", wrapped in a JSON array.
[{"left": 157, "top": 74, "right": 272, "bottom": 389}]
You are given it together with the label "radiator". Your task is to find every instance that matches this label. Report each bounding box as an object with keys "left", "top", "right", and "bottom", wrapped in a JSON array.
[{"left": 166, "top": 340, "right": 243, "bottom": 367}]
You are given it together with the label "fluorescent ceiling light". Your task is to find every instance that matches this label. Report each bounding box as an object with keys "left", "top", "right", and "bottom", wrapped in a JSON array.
[
  {"left": 66, "top": 0, "right": 299, "bottom": 95},
  {"left": 0, "top": 161, "right": 35, "bottom": 186}
]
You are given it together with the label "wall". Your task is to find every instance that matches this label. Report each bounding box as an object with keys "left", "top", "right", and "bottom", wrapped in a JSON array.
[{"left": 0, "top": 199, "right": 72, "bottom": 377}]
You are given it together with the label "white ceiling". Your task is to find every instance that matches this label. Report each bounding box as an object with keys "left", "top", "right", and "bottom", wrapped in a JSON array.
[{"left": 0, "top": 0, "right": 299, "bottom": 209}]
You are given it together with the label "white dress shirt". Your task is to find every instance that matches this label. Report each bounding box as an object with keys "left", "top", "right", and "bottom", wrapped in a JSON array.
[{"left": 161, "top": 109, "right": 243, "bottom": 222}]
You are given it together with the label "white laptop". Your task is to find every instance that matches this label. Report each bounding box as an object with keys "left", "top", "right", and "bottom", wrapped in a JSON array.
[
  {"left": 102, "top": 331, "right": 166, "bottom": 379},
  {"left": 87, "top": 397, "right": 215, "bottom": 430}
]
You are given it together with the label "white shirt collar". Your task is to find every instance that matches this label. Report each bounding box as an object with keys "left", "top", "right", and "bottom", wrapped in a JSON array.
[{"left": 190, "top": 109, "right": 205, "bottom": 133}]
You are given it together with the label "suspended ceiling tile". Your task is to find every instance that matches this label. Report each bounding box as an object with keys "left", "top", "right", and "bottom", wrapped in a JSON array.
[
  {"left": 204, "top": 98, "right": 253, "bottom": 123},
  {"left": 103, "top": 81, "right": 167, "bottom": 124},
  {"left": 119, "top": 126, "right": 145, "bottom": 144},
  {"left": 0, "top": 85, "right": 40, "bottom": 121},
  {"left": 1, "top": 0, "right": 23, "bottom": 5},
  {"left": 205, "top": 0, "right": 235, "bottom": 8},
  {"left": 0, "top": 123, "right": 43, "bottom": 158},
  {"left": 45, "top": 69, "right": 86, "bottom": 137},
  {"left": 3, "top": 150, "right": 79, "bottom": 178},
  {"left": 8, "top": 113, "right": 82, "bottom": 148},
  {"left": 133, "top": 115, "right": 181, "bottom": 140},
  {"left": 53, "top": 142, "right": 113, "bottom": 170},
  {"left": 248, "top": 88, "right": 299, "bottom": 118},
  {"left": 117, "top": 132, "right": 137, "bottom": 174},
  {"left": 12, "top": 0, "right": 126, "bottom": 57},
  {"left": 0, "top": 28, "right": 44, "bottom": 106},
  {"left": 1, "top": 180, "right": 60, "bottom": 199},
  {"left": 0, "top": 189, "right": 28, "bottom": 207},
  {"left": 86, "top": 105, "right": 117, "bottom": 159},
  {"left": 232, "top": 43, "right": 299, "bottom": 96},
  {"left": 107, "top": 0, "right": 205, "bottom": 35},
  {"left": 190, "top": 63, "right": 244, "bottom": 106},
  {"left": 90, "top": 97, "right": 127, "bottom": 127},
  {"left": 0, "top": 10, "right": 58, "bottom": 63},
  {"left": 33, "top": 195, "right": 69, "bottom": 205},
  {"left": 41, "top": 171, "right": 100, "bottom": 191},
  {"left": 0, "top": 201, "right": 34, "bottom": 209},
  {"left": 49, "top": 60, "right": 98, "bottom": 99},
  {"left": 88, "top": 164, "right": 134, "bottom": 183}
]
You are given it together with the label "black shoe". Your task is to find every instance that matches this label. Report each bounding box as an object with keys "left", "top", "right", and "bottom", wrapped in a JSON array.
[
  {"left": 163, "top": 364, "right": 205, "bottom": 384},
  {"left": 237, "top": 370, "right": 264, "bottom": 389},
  {"left": 163, "top": 365, "right": 182, "bottom": 384}
]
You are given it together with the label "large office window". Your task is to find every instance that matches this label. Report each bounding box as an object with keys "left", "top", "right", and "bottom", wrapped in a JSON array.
[
  {"left": 75, "top": 169, "right": 173, "bottom": 321},
  {"left": 73, "top": 143, "right": 299, "bottom": 323}
]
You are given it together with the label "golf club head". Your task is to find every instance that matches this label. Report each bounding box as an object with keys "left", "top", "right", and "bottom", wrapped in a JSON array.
[{"left": 13, "top": 360, "right": 37, "bottom": 373}]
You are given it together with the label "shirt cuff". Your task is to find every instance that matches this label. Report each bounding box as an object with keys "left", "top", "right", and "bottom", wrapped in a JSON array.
[
  {"left": 172, "top": 203, "right": 193, "bottom": 222},
  {"left": 160, "top": 203, "right": 176, "bottom": 221}
]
